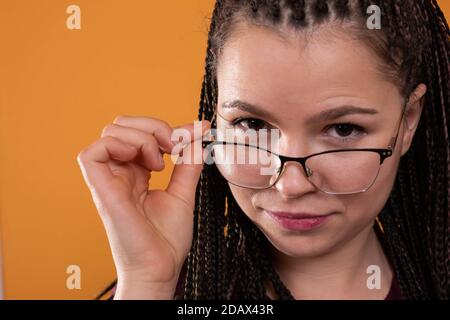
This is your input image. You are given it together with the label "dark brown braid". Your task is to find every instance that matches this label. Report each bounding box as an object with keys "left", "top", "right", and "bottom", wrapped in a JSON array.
[{"left": 182, "top": 0, "right": 449, "bottom": 300}]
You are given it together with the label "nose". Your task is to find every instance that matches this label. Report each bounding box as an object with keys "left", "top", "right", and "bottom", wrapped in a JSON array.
[{"left": 273, "top": 161, "right": 317, "bottom": 199}]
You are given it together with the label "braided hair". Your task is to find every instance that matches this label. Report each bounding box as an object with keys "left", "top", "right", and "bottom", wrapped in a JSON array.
[{"left": 182, "top": 0, "right": 449, "bottom": 300}]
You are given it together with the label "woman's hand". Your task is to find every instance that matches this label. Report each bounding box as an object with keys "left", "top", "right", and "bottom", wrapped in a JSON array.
[{"left": 77, "top": 116, "right": 210, "bottom": 299}]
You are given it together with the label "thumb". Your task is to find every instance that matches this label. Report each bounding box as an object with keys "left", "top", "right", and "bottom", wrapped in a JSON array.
[{"left": 165, "top": 121, "right": 210, "bottom": 208}]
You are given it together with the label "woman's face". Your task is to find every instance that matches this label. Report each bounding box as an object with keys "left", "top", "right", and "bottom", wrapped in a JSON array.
[{"left": 215, "top": 24, "right": 424, "bottom": 258}]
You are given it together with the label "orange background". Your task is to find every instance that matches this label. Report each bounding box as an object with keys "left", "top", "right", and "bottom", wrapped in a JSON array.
[{"left": 0, "top": 1, "right": 448, "bottom": 299}]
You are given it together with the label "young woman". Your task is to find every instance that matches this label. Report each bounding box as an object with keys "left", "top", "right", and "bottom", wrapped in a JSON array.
[{"left": 77, "top": 0, "right": 449, "bottom": 299}]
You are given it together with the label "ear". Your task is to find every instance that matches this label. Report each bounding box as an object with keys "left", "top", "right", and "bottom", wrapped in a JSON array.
[{"left": 400, "top": 83, "right": 427, "bottom": 156}]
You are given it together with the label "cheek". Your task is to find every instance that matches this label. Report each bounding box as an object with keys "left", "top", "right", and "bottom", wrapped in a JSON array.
[
  {"left": 228, "top": 184, "right": 258, "bottom": 215},
  {"left": 341, "top": 151, "right": 400, "bottom": 224}
]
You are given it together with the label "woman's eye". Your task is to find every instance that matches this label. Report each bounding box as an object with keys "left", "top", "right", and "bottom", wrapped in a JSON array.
[
  {"left": 232, "top": 118, "right": 269, "bottom": 131},
  {"left": 325, "top": 123, "right": 367, "bottom": 141}
]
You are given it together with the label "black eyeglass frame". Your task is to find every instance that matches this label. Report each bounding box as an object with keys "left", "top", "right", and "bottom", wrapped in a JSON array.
[{"left": 200, "top": 99, "right": 409, "bottom": 194}]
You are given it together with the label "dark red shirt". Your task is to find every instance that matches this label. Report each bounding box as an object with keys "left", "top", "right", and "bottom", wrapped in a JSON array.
[{"left": 384, "top": 273, "right": 403, "bottom": 300}]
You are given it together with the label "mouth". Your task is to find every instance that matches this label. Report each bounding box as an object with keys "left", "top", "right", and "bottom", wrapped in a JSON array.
[{"left": 264, "top": 210, "right": 335, "bottom": 231}]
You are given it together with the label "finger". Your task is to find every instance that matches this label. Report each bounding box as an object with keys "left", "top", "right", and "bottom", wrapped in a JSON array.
[
  {"left": 101, "top": 123, "right": 165, "bottom": 172},
  {"left": 77, "top": 136, "right": 138, "bottom": 192},
  {"left": 113, "top": 115, "right": 175, "bottom": 153},
  {"left": 172, "top": 120, "right": 211, "bottom": 144}
]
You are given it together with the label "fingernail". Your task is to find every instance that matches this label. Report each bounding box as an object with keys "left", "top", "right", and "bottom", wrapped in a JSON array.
[{"left": 158, "top": 152, "right": 165, "bottom": 167}]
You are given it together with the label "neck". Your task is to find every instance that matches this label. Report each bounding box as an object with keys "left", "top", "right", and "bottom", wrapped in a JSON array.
[{"left": 270, "top": 224, "right": 393, "bottom": 299}]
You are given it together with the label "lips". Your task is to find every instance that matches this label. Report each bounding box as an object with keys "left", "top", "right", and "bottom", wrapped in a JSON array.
[
  {"left": 265, "top": 210, "right": 332, "bottom": 219},
  {"left": 264, "top": 210, "right": 334, "bottom": 231}
]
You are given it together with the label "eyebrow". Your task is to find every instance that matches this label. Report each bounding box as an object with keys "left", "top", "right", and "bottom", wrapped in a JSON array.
[
  {"left": 222, "top": 100, "right": 276, "bottom": 121},
  {"left": 308, "top": 105, "right": 379, "bottom": 122},
  {"left": 221, "top": 99, "right": 379, "bottom": 122}
]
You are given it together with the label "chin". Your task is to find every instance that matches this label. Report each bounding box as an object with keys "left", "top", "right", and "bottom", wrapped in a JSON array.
[{"left": 272, "top": 232, "right": 342, "bottom": 258}]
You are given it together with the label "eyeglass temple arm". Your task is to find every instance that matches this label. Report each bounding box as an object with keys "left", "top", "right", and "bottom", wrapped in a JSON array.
[
  {"left": 388, "top": 99, "right": 409, "bottom": 150},
  {"left": 201, "top": 109, "right": 218, "bottom": 143},
  {"left": 210, "top": 108, "right": 217, "bottom": 126}
]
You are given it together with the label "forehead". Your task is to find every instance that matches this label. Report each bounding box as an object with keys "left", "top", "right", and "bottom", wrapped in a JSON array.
[{"left": 216, "top": 24, "right": 399, "bottom": 113}]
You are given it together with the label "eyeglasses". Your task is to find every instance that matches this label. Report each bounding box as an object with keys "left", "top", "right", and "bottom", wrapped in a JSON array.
[{"left": 201, "top": 100, "right": 407, "bottom": 195}]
